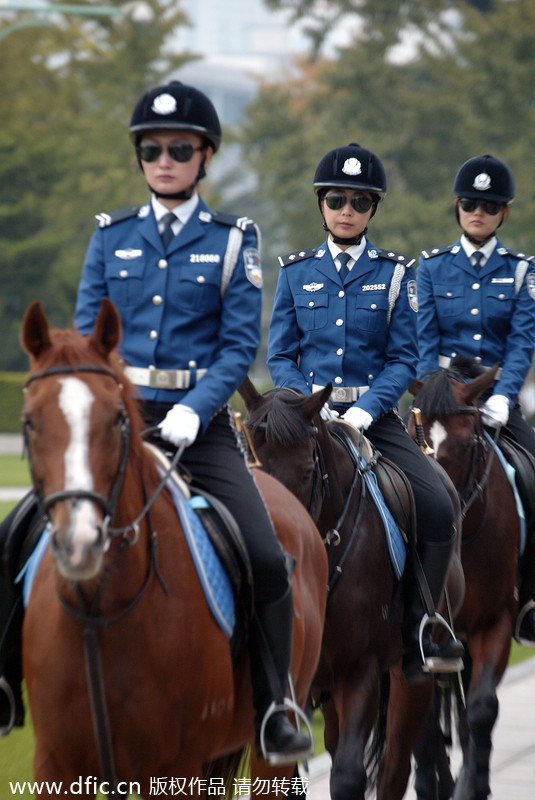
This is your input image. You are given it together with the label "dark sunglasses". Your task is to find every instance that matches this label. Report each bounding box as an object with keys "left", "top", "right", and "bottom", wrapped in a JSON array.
[
  {"left": 324, "top": 192, "right": 374, "bottom": 213},
  {"left": 136, "top": 142, "right": 204, "bottom": 163},
  {"left": 458, "top": 197, "right": 504, "bottom": 216}
]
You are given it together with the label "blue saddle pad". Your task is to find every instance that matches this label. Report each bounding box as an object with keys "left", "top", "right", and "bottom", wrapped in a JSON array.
[
  {"left": 342, "top": 438, "right": 406, "bottom": 580},
  {"left": 484, "top": 432, "right": 527, "bottom": 557},
  {"left": 18, "top": 481, "right": 236, "bottom": 639}
]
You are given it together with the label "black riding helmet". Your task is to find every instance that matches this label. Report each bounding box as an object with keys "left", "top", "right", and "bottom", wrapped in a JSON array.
[
  {"left": 129, "top": 80, "right": 222, "bottom": 200},
  {"left": 313, "top": 143, "right": 387, "bottom": 245},
  {"left": 453, "top": 154, "right": 514, "bottom": 243}
]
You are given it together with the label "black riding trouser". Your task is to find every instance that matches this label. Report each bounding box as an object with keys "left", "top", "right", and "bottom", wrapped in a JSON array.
[{"left": 141, "top": 402, "right": 290, "bottom": 605}]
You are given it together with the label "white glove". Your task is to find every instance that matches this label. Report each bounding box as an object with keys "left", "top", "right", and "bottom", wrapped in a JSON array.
[
  {"left": 159, "top": 404, "right": 201, "bottom": 447},
  {"left": 480, "top": 394, "right": 509, "bottom": 428},
  {"left": 342, "top": 406, "right": 374, "bottom": 431},
  {"left": 320, "top": 402, "right": 339, "bottom": 421}
]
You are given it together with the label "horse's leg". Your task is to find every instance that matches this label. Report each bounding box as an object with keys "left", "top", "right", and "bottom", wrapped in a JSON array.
[
  {"left": 453, "top": 627, "right": 510, "bottom": 800},
  {"left": 376, "top": 671, "right": 434, "bottom": 800},
  {"left": 328, "top": 668, "right": 380, "bottom": 800},
  {"left": 412, "top": 689, "right": 455, "bottom": 800}
]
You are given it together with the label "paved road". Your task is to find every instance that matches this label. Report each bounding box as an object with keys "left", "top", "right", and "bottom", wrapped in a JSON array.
[{"left": 303, "top": 657, "right": 535, "bottom": 799}]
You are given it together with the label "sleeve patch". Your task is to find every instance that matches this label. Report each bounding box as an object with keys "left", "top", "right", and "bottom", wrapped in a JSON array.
[
  {"left": 243, "top": 248, "right": 262, "bottom": 288},
  {"left": 407, "top": 279, "right": 418, "bottom": 312}
]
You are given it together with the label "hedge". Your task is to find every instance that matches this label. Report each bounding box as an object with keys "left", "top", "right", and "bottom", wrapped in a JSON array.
[{"left": 0, "top": 372, "right": 25, "bottom": 432}]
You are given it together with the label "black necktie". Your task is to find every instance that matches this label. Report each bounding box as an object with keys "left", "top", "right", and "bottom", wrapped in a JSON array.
[
  {"left": 472, "top": 250, "right": 483, "bottom": 269},
  {"left": 160, "top": 212, "right": 176, "bottom": 250},
  {"left": 338, "top": 252, "right": 351, "bottom": 282}
]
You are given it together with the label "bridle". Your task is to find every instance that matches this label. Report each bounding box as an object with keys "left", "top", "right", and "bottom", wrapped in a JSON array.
[{"left": 23, "top": 364, "right": 131, "bottom": 534}]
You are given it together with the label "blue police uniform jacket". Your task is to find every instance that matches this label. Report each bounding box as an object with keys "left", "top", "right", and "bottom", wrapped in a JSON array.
[
  {"left": 267, "top": 238, "right": 418, "bottom": 421},
  {"left": 417, "top": 238, "right": 535, "bottom": 402},
  {"left": 74, "top": 197, "right": 262, "bottom": 432}
]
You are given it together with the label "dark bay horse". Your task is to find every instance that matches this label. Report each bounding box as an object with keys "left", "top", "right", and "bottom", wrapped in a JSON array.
[
  {"left": 239, "top": 379, "right": 464, "bottom": 800},
  {"left": 408, "top": 365, "right": 519, "bottom": 800},
  {"left": 20, "top": 299, "right": 327, "bottom": 799}
]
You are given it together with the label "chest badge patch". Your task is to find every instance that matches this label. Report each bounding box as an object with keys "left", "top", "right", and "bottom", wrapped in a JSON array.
[
  {"left": 407, "top": 279, "right": 418, "bottom": 312},
  {"left": 303, "top": 282, "right": 324, "bottom": 292},
  {"left": 114, "top": 248, "right": 142, "bottom": 260},
  {"left": 527, "top": 273, "right": 535, "bottom": 300}
]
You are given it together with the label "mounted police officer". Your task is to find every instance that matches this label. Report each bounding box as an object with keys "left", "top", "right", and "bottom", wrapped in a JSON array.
[
  {"left": 267, "top": 142, "right": 464, "bottom": 683},
  {"left": 417, "top": 154, "right": 535, "bottom": 646},
  {"left": 0, "top": 80, "right": 312, "bottom": 764}
]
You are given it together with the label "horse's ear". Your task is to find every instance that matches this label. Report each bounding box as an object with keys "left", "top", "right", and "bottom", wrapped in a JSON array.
[
  {"left": 21, "top": 301, "right": 52, "bottom": 358},
  {"left": 238, "top": 376, "right": 262, "bottom": 411},
  {"left": 409, "top": 378, "right": 424, "bottom": 397},
  {"left": 88, "top": 298, "right": 122, "bottom": 358},
  {"left": 303, "top": 382, "right": 332, "bottom": 419},
  {"left": 461, "top": 364, "right": 499, "bottom": 405}
]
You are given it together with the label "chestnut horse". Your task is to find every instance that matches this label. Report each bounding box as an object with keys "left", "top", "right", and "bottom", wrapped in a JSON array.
[
  {"left": 239, "top": 379, "right": 464, "bottom": 800},
  {"left": 408, "top": 364, "right": 519, "bottom": 800},
  {"left": 20, "top": 299, "right": 327, "bottom": 799}
]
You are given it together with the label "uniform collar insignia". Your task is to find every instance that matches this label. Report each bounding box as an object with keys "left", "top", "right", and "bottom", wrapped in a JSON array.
[
  {"left": 138, "top": 205, "right": 150, "bottom": 218},
  {"left": 199, "top": 210, "right": 212, "bottom": 223},
  {"left": 451, "top": 245, "right": 461, "bottom": 253},
  {"left": 315, "top": 249, "right": 326, "bottom": 258},
  {"left": 368, "top": 249, "right": 378, "bottom": 258}
]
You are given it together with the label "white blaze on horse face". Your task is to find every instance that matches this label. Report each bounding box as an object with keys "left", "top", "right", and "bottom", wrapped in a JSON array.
[
  {"left": 58, "top": 377, "right": 99, "bottom": 565},
  {"left": 429, "top": 420, "right": 447, "bottom": 457}
]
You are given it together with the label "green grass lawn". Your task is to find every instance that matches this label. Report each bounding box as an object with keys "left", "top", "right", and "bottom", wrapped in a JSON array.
[{"left": 0, "top": 454, "right": 30, "bottom": 487}]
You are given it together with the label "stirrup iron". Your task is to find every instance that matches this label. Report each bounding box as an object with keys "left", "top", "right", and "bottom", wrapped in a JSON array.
[
  {"left": 259, "top": 698, "right": 314, "bottom": 766},
  {"left": 419, "top": 612, "right": 463, "bottom": 674}
]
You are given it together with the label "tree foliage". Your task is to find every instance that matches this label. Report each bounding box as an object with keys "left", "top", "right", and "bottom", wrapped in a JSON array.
[
  {"left": 0, "top": 0, "right": 191, "bottom": 369},
  {"left": 242, "top": 0, "right": 535, "bottom": 312}
]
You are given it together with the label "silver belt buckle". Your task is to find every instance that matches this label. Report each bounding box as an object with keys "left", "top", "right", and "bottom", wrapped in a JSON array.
[
  {"left": 332, "top": 387, "right": 356, "bottom": 404},
  {"left": 148, "top": 369, "right": 188, "bottom": 390}
]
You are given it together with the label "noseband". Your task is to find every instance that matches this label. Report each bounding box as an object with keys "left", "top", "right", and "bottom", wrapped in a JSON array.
[{"left": 23, "top": 364, "right": 130, "bottom": 527}]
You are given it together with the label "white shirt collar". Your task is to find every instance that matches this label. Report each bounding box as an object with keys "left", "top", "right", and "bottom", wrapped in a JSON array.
[
  {"left": 151, "top": 193, "right": 199, "bottom": 226},
  {"left": 327, "top": 236, "right": 367, "bottom": 269},
  {"left": 461, "top": 234, "right": 497, "bottom": 266}
]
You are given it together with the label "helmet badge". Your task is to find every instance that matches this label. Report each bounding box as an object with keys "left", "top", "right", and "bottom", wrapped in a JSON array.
[
  {"left": 151, "top": 93, "right": 178, "bottom": 115},
  {"left": 473, "top": 172, "right": 491, "bottom": 191},
  {"left": 342, "top": 157, "right": 362, "bottom": 176}
]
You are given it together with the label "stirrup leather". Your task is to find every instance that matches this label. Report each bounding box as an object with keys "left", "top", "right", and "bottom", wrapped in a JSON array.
[{"left": 418, "top": 612, "right": 464, "bottom": 674}]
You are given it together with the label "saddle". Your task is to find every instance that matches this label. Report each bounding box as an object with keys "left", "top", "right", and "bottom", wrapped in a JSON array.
[{"left": 329, "top": 420, "right": 417, "bottom": 548}]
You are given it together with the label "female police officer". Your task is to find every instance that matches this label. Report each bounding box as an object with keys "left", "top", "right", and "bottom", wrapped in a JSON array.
[
  {"left": 0, "top": 81, "right": 312, "bottom": 764},
  {"left": 268, "top": 143, "right": 463, "bottom": 683},
  {"left": 417, "top": 154, "right": 535, "bottom": 645}
]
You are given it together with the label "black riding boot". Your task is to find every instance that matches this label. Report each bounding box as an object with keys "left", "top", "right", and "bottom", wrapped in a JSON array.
[
  {"left": 515, "top": 527, "right": 535, "bottom": 646},
  {"left": 249, "top": 586, "right": 313, "bottom": 765},
  {"left": 402, "top": 537, "right": 464, "bottom": 684},
  {"left": 0, "top": 491, "right": 43, "bottom": 734}
]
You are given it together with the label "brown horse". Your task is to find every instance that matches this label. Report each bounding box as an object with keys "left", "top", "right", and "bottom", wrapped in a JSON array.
[
  {"left": 408, "top": 364, "right": 519, "bottom": 800},
  {"left": 20, "top": 299, "right": 327, "bottom": 800},
  {"left": 239, "top": 379, "right": 464, "bottom": 800}
]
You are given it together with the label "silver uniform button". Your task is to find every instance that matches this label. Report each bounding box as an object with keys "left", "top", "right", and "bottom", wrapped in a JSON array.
[
  {"left": 337, "top": 348, "right": 343, "bottom": 356},
  {"left": 336, "top": 319, "right": 343, "bottom": 326},
  {"left": 499, "top": 293, "right": 505, "bottom": 299},
  {"left": 472, "top": 283, "right": 480, "bottom": 290},
  {"left": 470, "top": 308, "right": 479, "bottom": 316},
  {"left": 119, "top": 269, "right": 128, "bottom": 278},
  {"left": 158, "top": 259, "right": 167, "bottom": 269},
  {"left": 473, "top": 334, "right": 482, "bottom": 340},
  {"left": 475, "top": 356, "right": 482, "bottom": 363},
  {"left": 309, "top": 301, "right": 314, "bottom": 307},
  {"left": 334, "top": 377, "right": 342, "bottom": 384},
  {"left": 152, "top": 295, "right": 163, "bottom": 306},
  {"left": 197, "top": 275, "right": 206, "bottom": 283},
  {"left": 371, "top": 303, "right": 377, "bottom": 309},
  {"left": 188, "top": 360, "right": 197, "bottom": 368},
  {"left": 446, "top": 291, "right": 452, "bottom": 297},
  {"left": 149, "top": 330, "right": 158, "bottom": 340},
  {"left": 338, "top": 290, "right": 344, "bottom": 298}
]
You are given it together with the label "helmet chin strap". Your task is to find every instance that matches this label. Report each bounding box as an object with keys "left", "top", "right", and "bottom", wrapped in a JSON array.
[
  {"left": 323, "top": 221, "right": 368, "bottom": 246},
  {"left": 144, "top": 158, "right": 207, "bottom": 202},
  {"left": 463, "top": 229, "right": 496, "bottom": 246}
]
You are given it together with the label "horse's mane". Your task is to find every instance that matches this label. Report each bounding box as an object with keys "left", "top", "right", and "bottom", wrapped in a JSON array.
[
  {"left": 246, "top": 388, "right": 314, "bottom": 448},
  {"left": 31, "top": 326, "right": 146, "bottom": 459},
  {"left": 415, "top": 368, "right": 463, "bottom": 417}
]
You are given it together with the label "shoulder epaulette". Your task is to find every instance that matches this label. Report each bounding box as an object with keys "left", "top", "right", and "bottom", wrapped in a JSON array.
[
  {"left": 420, "top": 244, "right": 453, "bottom": 260},
  {"left": 95, "top": 205, "right": 140, "bottom": 228},
  {"left": 496, "top": 246, "right": 535, "bottom": 262},
  {"left": 371, "top": 248, "right": 415, "bottom": 268},
  {"left": 210, "top": 210, "right": 255, "bottom": 231},
  {"left": 278, "top": 247, "right": 319, "bottom": 267}
]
